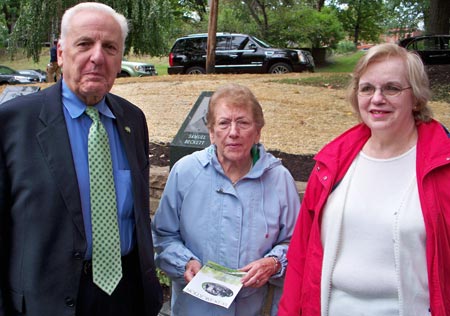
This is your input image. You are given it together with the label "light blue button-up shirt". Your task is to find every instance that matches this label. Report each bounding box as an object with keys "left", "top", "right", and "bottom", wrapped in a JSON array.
[{"left": 61, "top": 80, "right": 135, "bottom": 259}]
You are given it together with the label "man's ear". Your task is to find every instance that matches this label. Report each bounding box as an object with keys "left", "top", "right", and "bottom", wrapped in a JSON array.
[{"left": 57, "top": 43, "right": 63, "bottom": 68}]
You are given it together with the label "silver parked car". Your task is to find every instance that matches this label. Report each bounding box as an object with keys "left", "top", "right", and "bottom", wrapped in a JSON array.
[
  {"left": 118, "top": 60, "right": 158, "bottom": 77},
  {"left": 0, "top": 65, "right": 40, "bottom": 85},
  {"left": 18, "top": 69, "right": 47, "bottom": 82}
]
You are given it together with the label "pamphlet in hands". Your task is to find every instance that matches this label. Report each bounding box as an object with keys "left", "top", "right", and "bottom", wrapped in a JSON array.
[{"left": 183, "top": 261, "right": 246, "bottom": 309}]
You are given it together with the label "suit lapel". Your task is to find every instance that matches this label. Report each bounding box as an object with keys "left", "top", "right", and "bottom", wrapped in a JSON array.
[
  {"left": 36, "top": 83, "right": 85, "bottom": 239},
  {"left": 106, "top": 95, "right": 144, "bottom": 225},
  {"left": 106, "top": 95, "right": 139, "bottom": 170}
]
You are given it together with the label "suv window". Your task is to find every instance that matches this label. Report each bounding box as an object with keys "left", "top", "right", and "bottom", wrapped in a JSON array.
[
  {"left": 399, "top": 35, "right": 450, "bottom": 65},
  {"left": 411, "top": 37, "right": 440, "bottom": 50},
  {"left": 252, "top": 37, "right": 271, "bottom": 48},
  {"left": 173, "top": 38, "right": 206, "bottom": 53},
  {"left": 231, "top": 36, "right": 248, "bottom": 50},
  {"left": 443, "top": 37, "right": 450, "bottom": 50},
  {"left": 216, "top": 36, "right": 229, "bottom": 50}
]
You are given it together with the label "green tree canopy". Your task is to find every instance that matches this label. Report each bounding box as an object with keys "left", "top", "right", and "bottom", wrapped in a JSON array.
[
  {"left": 329, "top": 0, "right": 387, "bottom": 45},
  {"left": 3, "top": 0, "right": 447, "bottom": 63},
  {"left": 7, "top": 0, "right": 176, "bottom": 62},
  {"left": 210, "top": 0, "right": 344, "bottom": 48},
  {"left": 269, "top": 6, "right": 344, "bottom": 48}
]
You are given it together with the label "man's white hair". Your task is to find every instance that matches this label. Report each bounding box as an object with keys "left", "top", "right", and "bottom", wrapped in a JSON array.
[{"left": 58, "top": 2, "right": 129, "bottom": 53}]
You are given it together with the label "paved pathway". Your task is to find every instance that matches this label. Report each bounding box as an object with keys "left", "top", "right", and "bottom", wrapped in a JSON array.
[{"left": 158, "top": 302, "right": 171, "bottom": 316}]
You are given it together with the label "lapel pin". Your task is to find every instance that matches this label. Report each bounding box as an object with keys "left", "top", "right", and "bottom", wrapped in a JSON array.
[{"left": 125, "top": 126, "right": 131, "bottom": 133}]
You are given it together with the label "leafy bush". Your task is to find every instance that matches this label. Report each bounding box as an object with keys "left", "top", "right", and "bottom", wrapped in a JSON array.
[
  {"left": 156, "top": 268, "right": 171, "bottom": 287},
  {"left": 335, "top": 40, "right": 357, "bottom": 54}
]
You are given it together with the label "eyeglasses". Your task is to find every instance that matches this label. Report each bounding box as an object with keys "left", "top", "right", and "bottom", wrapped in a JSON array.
[
  {"left": 357, "top": 84, "right": 412, "bottom": 97},
  {"left": 215, "top": 119, "right": 254, "bottom": 131}
]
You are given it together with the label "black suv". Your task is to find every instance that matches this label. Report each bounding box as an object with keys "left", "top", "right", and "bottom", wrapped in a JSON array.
[
  {"left": 168, "top": 33, "right": 315, "bottom": 75},
  {"left": 398, "top": 35, "right": 450, "bottom": 65}
]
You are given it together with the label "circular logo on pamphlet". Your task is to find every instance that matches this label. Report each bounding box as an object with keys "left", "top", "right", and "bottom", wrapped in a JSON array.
[{"left": 202, "top": 282, "right": 233, "bottom": 297}]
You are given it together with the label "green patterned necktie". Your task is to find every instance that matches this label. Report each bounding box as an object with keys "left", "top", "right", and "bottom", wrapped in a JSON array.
[{"left": 85, "top": 106, "right": 122, "bottom": 295}]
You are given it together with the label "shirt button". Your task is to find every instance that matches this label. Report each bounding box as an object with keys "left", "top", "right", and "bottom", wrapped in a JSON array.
[
  {"left": 73, "top": 252, "right": 83, "bottom": 260},
  {"left": 65, "top": 297, "right": 75, "bottom": 307},
  {"left": 322, "top": 176, "right": 328, "bottom": 181}
]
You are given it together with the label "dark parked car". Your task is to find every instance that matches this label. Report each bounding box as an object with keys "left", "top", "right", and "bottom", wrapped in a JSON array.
[
  {"left": 398, "top": 34, "right": 450, "bottom": 65},
  {"left": 168, "top": 33, "right": 315, "bottom": 75},
  {"left": 18, "top": 69, "right": 47, "bottom": 82},
  {"left": 0, "top": 65, "right": 40, "bottom": 85}
]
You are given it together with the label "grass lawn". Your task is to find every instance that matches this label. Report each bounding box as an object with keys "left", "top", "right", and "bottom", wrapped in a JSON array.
[{"left": 316, "top": 51, "right": 365, "bottom": 73}]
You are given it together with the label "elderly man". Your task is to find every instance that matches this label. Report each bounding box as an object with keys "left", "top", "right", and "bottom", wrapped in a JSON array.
[{"left": 0, "top": 2, "right": 162, "bottom": 316}]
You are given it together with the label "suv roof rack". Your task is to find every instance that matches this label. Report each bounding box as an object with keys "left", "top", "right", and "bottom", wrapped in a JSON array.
[{"left": 185, "top": 32, "right": 238, "bottom": 37}]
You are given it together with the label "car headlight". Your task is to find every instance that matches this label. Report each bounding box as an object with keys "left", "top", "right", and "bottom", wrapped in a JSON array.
[{"left": 134, "top": 65, "right": 146, "bottom": 72}]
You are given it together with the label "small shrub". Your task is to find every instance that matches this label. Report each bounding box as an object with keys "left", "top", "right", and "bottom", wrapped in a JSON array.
[
  {"left": 156, "top": 268, "right": 171, "bottom": 287},
  {"left": 335, "top": 40, "right": 357, "bottom": 54}
]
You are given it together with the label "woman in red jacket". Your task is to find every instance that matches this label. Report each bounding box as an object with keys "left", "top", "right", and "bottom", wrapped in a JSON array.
[{"left": 279, "top": 43, "right": 450, "bottom": 316}]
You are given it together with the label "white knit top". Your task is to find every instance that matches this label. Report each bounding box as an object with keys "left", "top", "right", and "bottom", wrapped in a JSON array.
[{"left": 321, "top": 146, "right": 429, "bottom": 316}]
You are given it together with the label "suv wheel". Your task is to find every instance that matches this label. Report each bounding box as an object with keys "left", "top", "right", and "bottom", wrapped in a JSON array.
[
  {"left": 186, "top": 66, "right": 206, "bottom": 75},
  {"left": 269, "top": 63, "right": 292, "bottom": 74}
]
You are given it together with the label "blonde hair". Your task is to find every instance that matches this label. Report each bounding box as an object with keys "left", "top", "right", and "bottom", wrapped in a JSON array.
[{"left": 347, "top": 43, "right": 432, "bottom": 122}]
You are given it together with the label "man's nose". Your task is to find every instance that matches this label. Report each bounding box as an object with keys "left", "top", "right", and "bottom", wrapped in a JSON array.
[{"left": 90, "top": 44, "right": 105, "bottom": 64}]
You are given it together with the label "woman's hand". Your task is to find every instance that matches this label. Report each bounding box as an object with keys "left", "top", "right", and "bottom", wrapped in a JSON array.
[
  {"left": 239, "top": 257, "right": 277, "bottom": 288},
  {"left": 184, "top": 259, "right": 202, "bottom": 283}
]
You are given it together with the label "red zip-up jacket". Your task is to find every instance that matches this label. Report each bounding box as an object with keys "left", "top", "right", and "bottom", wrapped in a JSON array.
[{"left": 279, "top": 120, "right": 450, "bottom": 316}]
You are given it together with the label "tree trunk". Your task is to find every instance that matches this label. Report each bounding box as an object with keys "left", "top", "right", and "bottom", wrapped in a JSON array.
[
  {"left": 353, "top": 0, "right": 363, "bottom": 45},
  {"left": 427, "top": 0, "right": 450, "bottom": 34},
  {"left": 317, "top": 0, "right": 325, "bottom": 11}
]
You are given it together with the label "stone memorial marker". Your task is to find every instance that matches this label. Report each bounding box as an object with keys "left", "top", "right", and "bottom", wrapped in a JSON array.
[{"left": 170, "top": 91, "right": 212, "bottom": 168}]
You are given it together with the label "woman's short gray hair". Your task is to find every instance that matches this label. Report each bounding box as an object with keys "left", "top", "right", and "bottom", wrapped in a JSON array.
[{"left": 206, "top": 83, "right": 265, "bottom": 130}]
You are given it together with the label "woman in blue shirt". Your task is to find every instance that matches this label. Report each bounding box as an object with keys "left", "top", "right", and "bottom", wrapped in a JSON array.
[{"left": 152, "top": 83, "right": 300, "bottom": 316}]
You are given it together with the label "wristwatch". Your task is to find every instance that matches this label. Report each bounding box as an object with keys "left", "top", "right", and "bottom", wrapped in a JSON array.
[{"left": 268, "top": 255, "right": 281, "bottom": 274}]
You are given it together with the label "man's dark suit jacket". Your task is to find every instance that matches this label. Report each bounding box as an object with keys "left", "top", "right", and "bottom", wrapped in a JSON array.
[{"left": 0, "top": 82, "right": 163, "bottom": 315}]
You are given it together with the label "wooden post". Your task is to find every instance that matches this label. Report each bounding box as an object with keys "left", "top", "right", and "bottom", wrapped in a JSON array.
[{"left": 206, "top": 0, "right": 218, "bottom": 74}]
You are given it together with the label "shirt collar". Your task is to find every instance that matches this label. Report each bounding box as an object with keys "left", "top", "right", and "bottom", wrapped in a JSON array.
[{"left": 62, "top": 79, "right": 116, "bottom": 120}]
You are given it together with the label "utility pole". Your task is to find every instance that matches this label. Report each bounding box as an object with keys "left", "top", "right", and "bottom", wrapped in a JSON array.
[{"left": 206, "top": 0, "right": 218, "bottom": 74}]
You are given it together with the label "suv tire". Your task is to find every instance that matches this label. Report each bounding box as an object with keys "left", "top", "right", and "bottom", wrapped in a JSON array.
[
  {"left": 269, "top": 62, "right": 293, "bottom": 74},
  {"left": 186, "top": 66, "right": 206, "bottom": 74}
]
